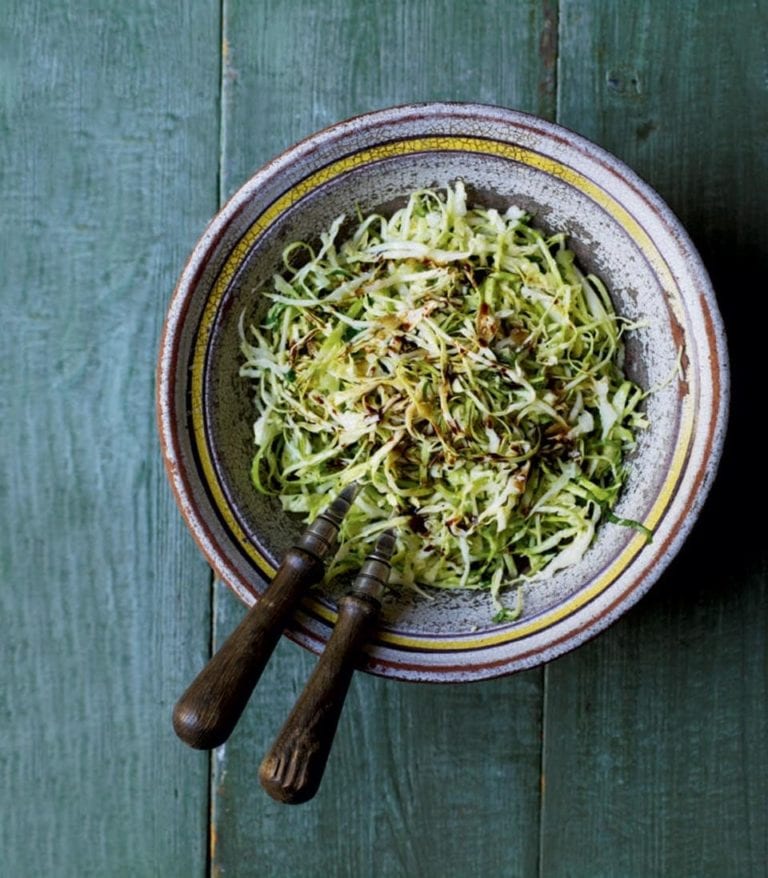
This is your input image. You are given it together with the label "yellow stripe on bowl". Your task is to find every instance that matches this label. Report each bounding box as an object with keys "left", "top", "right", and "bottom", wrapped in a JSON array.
[{"left": 191, "top": 135, "right": 695, "bottom": 652}]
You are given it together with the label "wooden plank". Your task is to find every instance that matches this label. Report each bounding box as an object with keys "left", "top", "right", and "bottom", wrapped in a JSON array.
[
  {"left": 211, "top": 2, "right": 556, "bottom": 876},
  {"left": 541, "top": 2, "right": 768, "bottom": 875},
  {"left": 212, "top": 589, "right": 544, "bottom": 878},
  {"left": 218, "top": 0, "right": 557, "bottom": 198},
  {"left": 0, "top": 1, "right": 220, "bottom": 874}
]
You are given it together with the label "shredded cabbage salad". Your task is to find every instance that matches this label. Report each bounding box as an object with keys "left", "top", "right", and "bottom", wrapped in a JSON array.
[{"left": 240, "top": 182, "right": 648, "bottom": 620}]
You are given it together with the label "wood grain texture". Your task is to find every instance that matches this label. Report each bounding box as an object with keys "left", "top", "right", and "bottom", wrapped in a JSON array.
[
  {"left": 219, "top": 0, "right": 557, "bottom": 199},
  {"left": 540, "top": 2, "right": 768, "bottom": 876},
  {"left": 212, "top": 587, "right": 544, "bottom": 878},
  {"left": 0, "top": 1, "right": 220, "bottom": 874},
  {"left": 6, "top": 1, "right": 765, "bottom": 875},
  {"left": 211, "top": 3, "right": 555, "bottom": 875}
]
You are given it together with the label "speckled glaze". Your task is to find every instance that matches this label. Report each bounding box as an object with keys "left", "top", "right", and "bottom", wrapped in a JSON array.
[{"left": 157, "top": 103, "right": 728, "bottom": 682}]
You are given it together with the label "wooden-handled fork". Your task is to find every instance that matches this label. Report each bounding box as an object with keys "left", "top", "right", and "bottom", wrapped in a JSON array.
[
  {"left": 172, "top": 485, "right": 358, "bottom": 750},
  {"left": 259, "top": 530, "right": 396, "bottom": 804}
]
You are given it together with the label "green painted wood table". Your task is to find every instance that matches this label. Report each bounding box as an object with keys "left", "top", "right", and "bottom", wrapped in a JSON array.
[{"left": 2, "top": 2, "right": 766, "bottom": 875}]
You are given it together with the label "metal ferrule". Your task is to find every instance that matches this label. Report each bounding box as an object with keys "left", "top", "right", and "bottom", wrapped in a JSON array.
[
  {"left": 295, "top": 484, "right": 358, "bottom": 560},
  {"left": 350, "top": 530, "right": 396, "bottom": 602}
]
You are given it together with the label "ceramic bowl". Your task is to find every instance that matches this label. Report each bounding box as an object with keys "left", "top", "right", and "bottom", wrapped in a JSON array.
[{"left": 157, "top": 103, "right": 728, "bottom": 682}]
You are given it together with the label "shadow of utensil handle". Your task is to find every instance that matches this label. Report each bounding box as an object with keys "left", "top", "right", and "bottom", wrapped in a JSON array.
[
  {"left": 172, "top": 547, "right": 325, "bottom": 750},
  {"left": 259, "top": 593, "right": 380, "bottom": 804}
]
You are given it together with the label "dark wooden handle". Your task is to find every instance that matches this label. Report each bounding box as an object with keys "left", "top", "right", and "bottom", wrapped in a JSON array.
[
  {"left": 259, "top": 593, "right": 380, "bottom": 804},
  {"left": 172, "top": 547, "right": 324, "bottom": 750}
]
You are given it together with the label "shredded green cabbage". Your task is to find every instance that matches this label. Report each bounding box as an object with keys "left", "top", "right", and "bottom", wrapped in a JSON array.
[{"left": 240, "top": 182, "right": 648, "bottom": 621}]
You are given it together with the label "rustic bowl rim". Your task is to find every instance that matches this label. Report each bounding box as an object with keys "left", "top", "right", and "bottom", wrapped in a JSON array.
[{"left": 157, "top": 102, "right": 729, "bottom": 682}]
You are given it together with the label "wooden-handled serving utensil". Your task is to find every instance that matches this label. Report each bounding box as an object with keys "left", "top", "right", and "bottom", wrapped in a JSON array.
[
  {"left": 172, "top": 484, "right": 358, "bottom": 749},
  {"left": 259, "top": 529, "right": 396, "bottom": 804}
]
